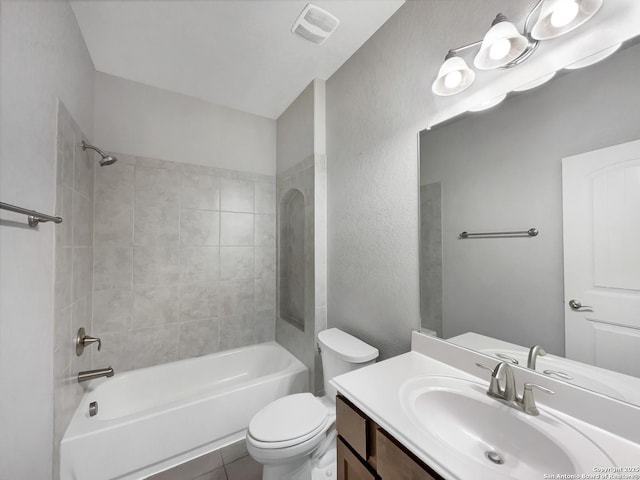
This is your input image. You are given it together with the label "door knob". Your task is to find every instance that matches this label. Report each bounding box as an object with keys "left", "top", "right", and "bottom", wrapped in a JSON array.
[{"left": 568, "top": 299, "right": 593, "bottom": 312}]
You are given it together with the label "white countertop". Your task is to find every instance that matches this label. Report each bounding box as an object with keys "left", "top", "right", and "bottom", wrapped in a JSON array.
[{"left": 331, "top": 333, "right": 640, "bottom": 480}]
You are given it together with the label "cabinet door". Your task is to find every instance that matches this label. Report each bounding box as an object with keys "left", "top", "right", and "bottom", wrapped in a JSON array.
[
  {"left": 337, "top": 436, "right": 377, "bottom": 480},
  {"left": 376, "top": 430, "right": 439, "bottom": 480},
  {"left": 336, "top": 395, "right": 369, "bottom": 460}
]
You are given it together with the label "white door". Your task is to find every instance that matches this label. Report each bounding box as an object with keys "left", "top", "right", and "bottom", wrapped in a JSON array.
[{"left": 563, "top": 139, "right": 640, "bottom": 377}]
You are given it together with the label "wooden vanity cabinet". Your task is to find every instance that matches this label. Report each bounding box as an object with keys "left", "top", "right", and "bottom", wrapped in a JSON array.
[
  {"left": 337, "top": 437, "right": 377, "bottom": 480},
  {"left": 336, "top": 395, "right": 444, "bottom": 480}
]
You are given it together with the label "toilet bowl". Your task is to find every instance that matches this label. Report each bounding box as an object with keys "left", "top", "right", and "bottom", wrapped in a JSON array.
[
  {"left": 246, "top": 393, "right": 334, "bottom": 480},
  {"left": 246, "top": 328, "right": 378, "bottom": 480}
]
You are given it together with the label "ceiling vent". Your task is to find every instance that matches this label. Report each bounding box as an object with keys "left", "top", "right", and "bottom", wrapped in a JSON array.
[{"left": 291, "top": 4, "right": 340, "bottom": 45}]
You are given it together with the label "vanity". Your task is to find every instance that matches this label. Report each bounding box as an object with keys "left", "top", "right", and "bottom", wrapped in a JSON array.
[
  {"left": 336, "top": 394, "right": 442, "bottom": 480},
  {"left": 332, "top": 332, "right": 640, "bottom": 480}
]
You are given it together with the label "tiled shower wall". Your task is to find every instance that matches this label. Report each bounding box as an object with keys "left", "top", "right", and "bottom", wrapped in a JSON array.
[
  {"left": 279, "top": 188, "right": 306, "bottom": 328},
  {"left": 91, "top": 154, "right": 276, "bottom": 372},
  {"left": 275, "top": 155, "right": 327, "bottom": 395},
  {"left": 419, "top": 182, "right": 442, "bottom": 337},
  {"left": 53, "top": 102, "right": 95, "bottom": 476}
]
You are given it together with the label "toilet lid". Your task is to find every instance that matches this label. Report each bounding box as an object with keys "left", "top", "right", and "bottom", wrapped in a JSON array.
[{"left": 248, "top": 393, "right": 328, "bottom": 445}]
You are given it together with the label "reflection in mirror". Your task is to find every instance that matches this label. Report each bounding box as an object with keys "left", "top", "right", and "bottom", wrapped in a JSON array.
[
  {"left": 419, "top": 39, "right": 640, "bottom": 405},
  {"left": 447, "top": 332, "right": 640, "bottom": 406}
]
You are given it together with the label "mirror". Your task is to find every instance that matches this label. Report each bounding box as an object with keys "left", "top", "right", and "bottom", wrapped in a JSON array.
[{"left": 418, "top": 36, "right": 640, "bottom": 406}]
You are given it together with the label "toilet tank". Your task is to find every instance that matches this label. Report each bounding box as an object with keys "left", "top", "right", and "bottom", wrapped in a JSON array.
[{"left": 317, "top": 328, "right": 379, "bottom": 400}]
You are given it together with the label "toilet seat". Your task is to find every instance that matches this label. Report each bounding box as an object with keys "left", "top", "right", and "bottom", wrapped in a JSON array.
[
  {"left": 246, "top": 329, "right": 378, "bottom": 480},
  {"left": 248, "top": 393, "right": 330, "bottom": 449}
]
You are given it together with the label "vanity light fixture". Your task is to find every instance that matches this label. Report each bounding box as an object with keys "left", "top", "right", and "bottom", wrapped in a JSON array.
[
  {"left": 468, "top": 93, "right": 507, "bottom": 112},
  {"left": 512, "top": 71, "right": 556, "bottom": 91},
  {"left": 474, "top": 15, "right": 532, "bottom": 70},
  {"left": 431, "top": 55, "right": 475, "bottom": 96},
  {"left": 431, "top": 0, "right": 604, "bottom": 96},
  {"left": 531, "top": 0, "right": 603, "bottom": 40},
  {"left": 565, "top": 42, "right": 622, "bottom": 69}
]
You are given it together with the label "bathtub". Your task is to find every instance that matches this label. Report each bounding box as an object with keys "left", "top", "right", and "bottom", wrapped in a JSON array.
[{"left": 60, "top": 342, "right": 308, "bottom": 480}]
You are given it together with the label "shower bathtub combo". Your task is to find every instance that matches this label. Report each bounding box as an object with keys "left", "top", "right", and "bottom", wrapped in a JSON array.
[{"left": 60, "top": 342, "right": 307, "bottom": 480}]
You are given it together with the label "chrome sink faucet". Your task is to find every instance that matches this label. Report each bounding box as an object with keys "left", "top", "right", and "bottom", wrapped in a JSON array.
[
  {"left": 477, "top": 361, "right": 554, "bottom": 416},
  {"left": 528, "top": 345, "right": 572, "bottom": 380},
  {"left": 487, "top": 362, "right": 517, "bottom": 402},
  {"left": 527, "top": 345, "right": 546, "bottom": 370}
]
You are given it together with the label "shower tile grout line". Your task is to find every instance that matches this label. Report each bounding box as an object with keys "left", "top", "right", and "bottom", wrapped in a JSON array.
[{"left": 176, "top": 168, "right": 182, "bottom": 358}]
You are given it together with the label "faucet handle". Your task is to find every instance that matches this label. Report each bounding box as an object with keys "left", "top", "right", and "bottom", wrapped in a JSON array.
[
  {"left": 520, "top": 382, "right": 555, "bottom": 416},
  {"left": 475, "top": 362, "right": 494, "bottom": 372},
  {"left": 543, "top": 369, "right": 573, "bottom": 380},
  {"left": 84, "top": 335, "right": 102, "bottom": 351},
  {"left": 76, "top": 328, "right": 102, "bottom": 356},
  {"left": 496, "top": 353, "right": 519, "bottom": 365}
]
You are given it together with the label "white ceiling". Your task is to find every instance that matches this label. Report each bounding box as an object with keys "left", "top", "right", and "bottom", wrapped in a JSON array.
[{"left": 71, "top": 0, "right": 405, "bottom": 119}]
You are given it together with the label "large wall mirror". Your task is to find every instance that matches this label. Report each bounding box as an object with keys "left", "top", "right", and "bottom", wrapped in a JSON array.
[{"left": 419, "top": 34, "right": 640, "bottom": 406}]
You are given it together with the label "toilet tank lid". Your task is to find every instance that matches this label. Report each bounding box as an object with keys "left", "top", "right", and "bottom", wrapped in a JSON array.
[{"left": 317, "top": 328, "right": 379, "bottom": 363}]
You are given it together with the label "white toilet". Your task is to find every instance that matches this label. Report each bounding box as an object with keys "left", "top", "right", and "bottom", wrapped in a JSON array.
[{"left": 246, "top": 328, "right": 379, "bottom": 480}]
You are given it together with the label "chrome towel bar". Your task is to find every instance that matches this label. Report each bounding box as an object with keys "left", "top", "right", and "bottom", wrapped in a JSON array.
[
  {"left": 0, "top": 201, "right": 63, "bottom": 228},
  {"left": 459, "top": 228, "right": 538, "bottom": 239}
]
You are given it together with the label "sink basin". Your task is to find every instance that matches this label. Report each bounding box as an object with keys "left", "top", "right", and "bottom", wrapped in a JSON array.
[{"left": 400, "top": 376, "right": 613, "bottom": 479}]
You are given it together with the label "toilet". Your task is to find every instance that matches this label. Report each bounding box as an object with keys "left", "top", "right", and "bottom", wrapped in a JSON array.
[{"left": 246, "top": 328, "right": 379, "bottom": 480}]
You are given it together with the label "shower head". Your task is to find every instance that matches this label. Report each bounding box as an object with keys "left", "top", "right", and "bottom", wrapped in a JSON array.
[
  {"left": 81, "top": 141, "right": 118, "bottom": 166},
  {"left": 98, "top": 155, "right": 118, "bottom": 167}
]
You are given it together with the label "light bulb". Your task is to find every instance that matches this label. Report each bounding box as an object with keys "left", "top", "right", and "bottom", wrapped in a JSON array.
[
  {"left": 489, "top": 38, "right": 511, "bottom": 60},
  {"left": 443, "top": 70, "right": 463, "bottom": 89},
  {"left": 550, "top": 0, "right": 579, "bottom": 28}
]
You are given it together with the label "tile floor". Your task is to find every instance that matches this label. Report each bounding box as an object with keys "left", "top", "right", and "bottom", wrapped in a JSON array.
[{"left": 146, "top": 439, "right": 262, "bottom": 480}]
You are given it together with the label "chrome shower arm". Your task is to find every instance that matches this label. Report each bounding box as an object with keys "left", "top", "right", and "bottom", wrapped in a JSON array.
[{"left": 81, "top": 140, "right": 106, "bottom": 157}]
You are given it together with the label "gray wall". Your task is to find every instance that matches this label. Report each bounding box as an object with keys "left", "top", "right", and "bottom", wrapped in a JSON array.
[
  {"left": 419, "top": 42, "right": 640, "bottom": 355},
  {"left": 53, "top": 102, "right": 96, "bottom": 478},
  {"left": 92, "top": 154, "right": 277, "bottom": 372},
  {"left": 275, "top": 80, "right": 327, "bottom": 394},
  {"left": 94, "top": 72, "right": 277, "bottom": 175},
  {"left": 324, "top": 0, "right": 625, "bottom": 360},
  {"left": 0, "top": 1, "right": 95, "bottom": 478},
  {"left": 326, "top": 2, "right": 429, "bottom": 359},
  {"left": 276, "top": 160, "right": 316, "bottom": 378},
  {"left": 276, "top": 82, "right": 314, "bottom": 174}
]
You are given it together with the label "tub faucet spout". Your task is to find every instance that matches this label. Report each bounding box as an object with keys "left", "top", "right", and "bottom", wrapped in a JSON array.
[{"left": 78, "top": 366, "right": 114, "bottom": 383}]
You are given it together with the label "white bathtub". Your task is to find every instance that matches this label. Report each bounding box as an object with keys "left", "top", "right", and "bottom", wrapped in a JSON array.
[{"left": 60, "top": 342, "right": 308, "bottom": 480}]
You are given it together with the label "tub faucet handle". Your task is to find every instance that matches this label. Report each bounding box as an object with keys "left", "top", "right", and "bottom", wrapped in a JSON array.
[{"left": 76, "top": 327, "right": 102, "bottom": 356}]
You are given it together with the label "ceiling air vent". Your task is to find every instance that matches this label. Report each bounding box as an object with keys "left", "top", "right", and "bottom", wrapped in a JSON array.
[{"left": 291, "top": 4, "right": 340, "bottom": 45}]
